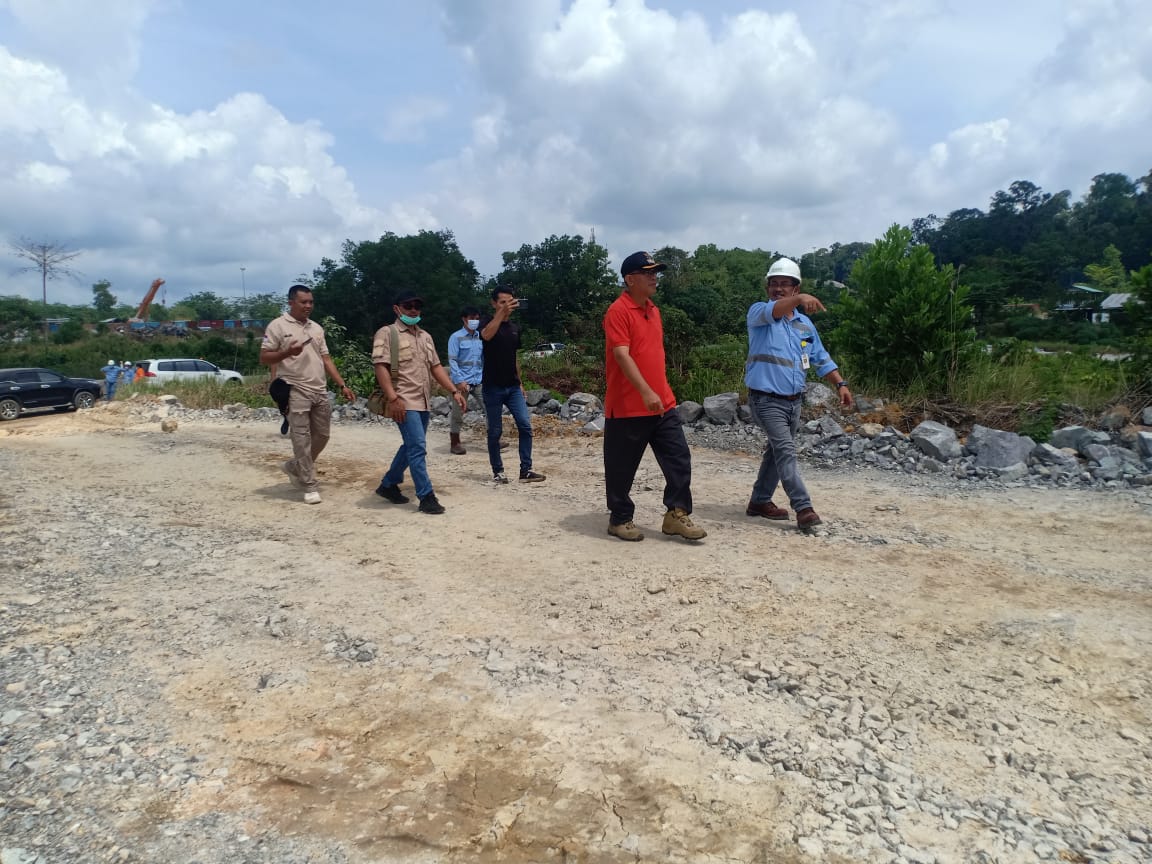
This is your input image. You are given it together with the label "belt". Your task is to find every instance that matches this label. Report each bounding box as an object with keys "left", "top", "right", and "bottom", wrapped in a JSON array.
[{"left": 750, "top": 388, "right": 802, "bottom": 401}]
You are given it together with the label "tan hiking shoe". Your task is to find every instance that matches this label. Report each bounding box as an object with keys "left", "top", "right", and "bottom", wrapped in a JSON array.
[
  {"left": 661, "top": 508, "right": 707, "bottom": 540},
  {"left": 607, "top": 521, "right": 644, "bottom": 542}
]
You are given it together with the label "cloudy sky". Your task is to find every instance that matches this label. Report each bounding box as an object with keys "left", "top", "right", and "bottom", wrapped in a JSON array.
[{"left": 2, "top": 0, "right": 1150, "bottom": 308}]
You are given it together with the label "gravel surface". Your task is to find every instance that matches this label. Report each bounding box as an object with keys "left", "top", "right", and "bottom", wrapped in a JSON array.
[{"left": 1, "top": 400, "right": 1150, "bottom": 864}]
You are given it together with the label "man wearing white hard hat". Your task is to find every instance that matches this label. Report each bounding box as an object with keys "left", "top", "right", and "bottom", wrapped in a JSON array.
[{"left": 744, "top": 257, "right": 852, "bottom": 530}]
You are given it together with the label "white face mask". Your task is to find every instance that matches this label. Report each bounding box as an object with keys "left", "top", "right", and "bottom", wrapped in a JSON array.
[{"left": 465, "top": 319, "right": 480, "bottom": 331}]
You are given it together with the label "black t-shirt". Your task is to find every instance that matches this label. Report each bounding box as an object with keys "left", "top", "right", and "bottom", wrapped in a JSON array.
[{"left": 479, "top": 316, "right": 521, "bottom": 386}]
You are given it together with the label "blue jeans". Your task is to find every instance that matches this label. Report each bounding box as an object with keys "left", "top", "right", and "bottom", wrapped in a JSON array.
[
  {"left": 748, "top": 391, "right": 812, "bottom": 511},
  {"left": 380, "top": 410, "right": 433, "bottom": 499},
  {"left": 105, "top": 381, "right": 117, "bottom": 401},
  {"left": 483, "top": 385, "right": 532, "bottom": 475}
]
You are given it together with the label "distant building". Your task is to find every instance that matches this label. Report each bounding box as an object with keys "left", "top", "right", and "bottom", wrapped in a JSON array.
[
  {"left": 1094, "top": 292, "right": 1138, "bottom": 324},
  {"left": 1053, "top": 284, "right": 1104, "bottom": 321}
]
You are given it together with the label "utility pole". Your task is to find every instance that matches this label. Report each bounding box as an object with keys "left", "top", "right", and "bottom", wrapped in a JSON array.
[{"left": 240, "top": 267, "right": 247, "bottom": 321}]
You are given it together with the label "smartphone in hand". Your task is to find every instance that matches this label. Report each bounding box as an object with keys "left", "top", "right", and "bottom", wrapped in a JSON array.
[{"left": 514, "top": 298, "right": 528, "bottom": 311}]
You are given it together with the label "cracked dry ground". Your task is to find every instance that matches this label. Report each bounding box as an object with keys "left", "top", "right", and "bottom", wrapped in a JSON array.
[{"left": 1, "top": 410, "right": 1150, "bottom": 863}]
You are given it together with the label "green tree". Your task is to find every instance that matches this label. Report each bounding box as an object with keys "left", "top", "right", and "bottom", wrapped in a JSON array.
[
  {"left": 491, "top": 234, "right": 617, "bottom": 343},
  {"left": 91, "top": 280, "right": 117, "bottom": 317},
  {"left": 180, "top": 291, "right": 231, "bottom": 321},
  {"left": 1083, "top": 244, "right": 1128, "bottom": 293},
  {"left": 52, "top": 318, "right": 86, "bottom": 344},
  {"left": 0, "top": 295, "right": 43, "bottom": 341},
  {"left": 241, "top": 292, "right": 285, "bottom": 321},
  {"left": 312, "top": 229, "right": 481, "bottom": 352},
  {"left": 832, "top": 225, "right": 979, "bottom": 394}
]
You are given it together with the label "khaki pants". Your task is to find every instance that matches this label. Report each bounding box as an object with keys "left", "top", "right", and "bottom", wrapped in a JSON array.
[
  {"left": 287, "top": 389, "right": 331, "bottom": 491},
  {"left": 449, "top": 383, "right": 482, "bottom": 434}
]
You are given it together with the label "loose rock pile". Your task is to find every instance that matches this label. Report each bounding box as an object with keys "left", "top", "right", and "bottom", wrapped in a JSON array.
[{"left": 123, "top": 384, "right": 1152, "bottom": 490}]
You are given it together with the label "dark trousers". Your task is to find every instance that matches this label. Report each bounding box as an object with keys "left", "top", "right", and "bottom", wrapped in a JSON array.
[{"left": 603, "top": 409, "right": 693, "bottom": 524}]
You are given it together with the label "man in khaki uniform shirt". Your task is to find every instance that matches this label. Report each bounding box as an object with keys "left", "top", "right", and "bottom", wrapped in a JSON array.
[
  {"left": 260, "top": 284, "right": 355, "bottom": 504},
  {"left": 372, "top": 289, "right": 466, "bottom": 515}
]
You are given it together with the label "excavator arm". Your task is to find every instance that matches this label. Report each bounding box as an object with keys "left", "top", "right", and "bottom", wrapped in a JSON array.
[{"left": 132, "top": 279, "right": 165, "bottom": 321}]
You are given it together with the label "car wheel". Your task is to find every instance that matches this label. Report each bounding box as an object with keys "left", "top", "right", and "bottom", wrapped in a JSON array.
[
  {"left": 225, "top": 378, "right": 241, "bottom": 385},
  {"left": 0, "top": 398, "right": 20, "bottom": 421},
  {"left": 73, "top": 391, "right": 96, "bottom": 410}
]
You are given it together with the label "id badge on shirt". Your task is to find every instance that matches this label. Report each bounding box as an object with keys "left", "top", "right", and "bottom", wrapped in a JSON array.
[{"left": 801, "top": 353, "right": 810, "bottom": 371}]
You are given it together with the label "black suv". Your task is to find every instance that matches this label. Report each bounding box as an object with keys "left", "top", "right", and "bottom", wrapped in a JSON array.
[{"left": 0, "top": 368, "right": 103, "bottom": 420}]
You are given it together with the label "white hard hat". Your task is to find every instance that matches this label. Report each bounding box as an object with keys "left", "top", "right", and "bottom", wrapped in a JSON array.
[
  {"left": 766, "top": 257, "right": 802, "bottom": 283},
  {"left": 108, "top": 359, "right": 114, "bottom": 365}
]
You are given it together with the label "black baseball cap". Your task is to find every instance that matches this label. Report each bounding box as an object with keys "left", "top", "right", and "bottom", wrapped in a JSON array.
[
  {"left": 620, "top": 251, "right": 667, "bottom": 277},
  {"left": 394, "top": 289, "right": 423, "bottom": 306}
]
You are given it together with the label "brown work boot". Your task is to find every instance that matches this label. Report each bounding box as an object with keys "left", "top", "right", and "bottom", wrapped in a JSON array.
[
  {"left": 796, "top": 507, "right": 823, "bottom": 530},
  {"left": 450, "top": 433, "right": 466, "bottom": 455},
  {"left": 607, "top": 520, "right": 644, "bottom": 542},
  {"left": 746, "top": 500, "right": 790, "bottom": 520},
  {"left": 661, "top": 508, "right": 707, "bottom": 540}
]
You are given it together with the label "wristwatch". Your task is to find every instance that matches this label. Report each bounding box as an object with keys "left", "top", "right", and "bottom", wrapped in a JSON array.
[{"left": 836, "top": 381, "right": 849, "bottom": 389}]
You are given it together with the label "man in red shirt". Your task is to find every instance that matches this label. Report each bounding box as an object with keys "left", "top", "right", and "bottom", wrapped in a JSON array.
[{"left": 602, "top": 252, "right": 706, "bottom": 542}]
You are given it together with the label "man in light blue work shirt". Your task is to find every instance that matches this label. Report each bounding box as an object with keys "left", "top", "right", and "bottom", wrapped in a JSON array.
[
  {"left": 446, "top": 306, "right": 484, "bottom": 455},
  {"left": 100, "top": 360, "right": 122, "bottom": 402},
  {"left": 744, "top": 257, "right": 853, "bottom": 531}
]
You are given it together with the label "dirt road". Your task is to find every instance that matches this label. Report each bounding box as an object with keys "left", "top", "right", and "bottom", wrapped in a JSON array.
[{"left": 1, "top": 406, "right": 1150, "bottom": 863}]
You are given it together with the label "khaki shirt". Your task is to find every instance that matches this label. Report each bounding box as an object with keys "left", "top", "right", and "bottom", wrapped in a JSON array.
[
  {"left": 262, "top": 313, "right": 329, "bottom": 395},
  {"left": 372, "top": 321, "right": 441, "bottom": 411}
]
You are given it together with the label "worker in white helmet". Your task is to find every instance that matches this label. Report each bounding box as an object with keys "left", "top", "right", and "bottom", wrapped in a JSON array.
[{"left": 744, "top": 257, "right": 853, "bottom": 531}]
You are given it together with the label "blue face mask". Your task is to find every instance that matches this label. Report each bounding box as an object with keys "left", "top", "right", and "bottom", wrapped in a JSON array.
[
  {"left": 399, "top": 313, "right": 421, "bottom": 326},
  {"left": 465, "top": 319, "right": 480, "bottom": 330}
]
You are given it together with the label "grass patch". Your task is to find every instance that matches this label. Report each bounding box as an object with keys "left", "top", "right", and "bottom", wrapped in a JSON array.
[{"left": 124, "top": 375, "right": 276, "bottom": 409}]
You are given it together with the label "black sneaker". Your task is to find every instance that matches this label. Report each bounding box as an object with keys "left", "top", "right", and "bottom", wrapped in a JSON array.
[
  {"left": 280, "top": 416, "right": 289, "bottom": 436},
  {"left": 375, "top": 483, "right": 410, "bottom": 504},
  {"left": 519, "top": 470, "right": 546, "bottom": 483},
  {"left": 418, "top": 493, "right": 445, "bottom": 515}
]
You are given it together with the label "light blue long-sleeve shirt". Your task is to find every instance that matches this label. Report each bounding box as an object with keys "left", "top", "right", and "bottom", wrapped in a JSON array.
[
  {"left": 447, "top": 326, "right": 484, "bottom": 385},
  {"left": 744, "top": 300, "right": 837, "bottom": 395},
  {"left": 101, "top": 364, "right": 122, "bottom": 384}
]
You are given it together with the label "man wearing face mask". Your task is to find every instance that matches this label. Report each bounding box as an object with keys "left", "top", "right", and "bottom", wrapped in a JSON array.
[
  {"left": 446, "top": 305, "right": 483, "bottom": 455},
  {"left": 372, "top": 289, "right": 467, "bottom": 515}
]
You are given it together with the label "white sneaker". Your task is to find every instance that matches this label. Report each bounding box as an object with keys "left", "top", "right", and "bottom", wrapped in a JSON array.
[
  {"left": 303, "top": 491, "right": 321, "bottom": 505},
  {"left": 493, "top": 472, "right": 510, "bottom": 484},
  {"left": 282, "top": 461, "right": 303, "bottom": 489}
]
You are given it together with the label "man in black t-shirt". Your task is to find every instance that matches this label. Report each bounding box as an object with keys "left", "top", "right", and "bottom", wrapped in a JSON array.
[{"left": 478, "top": 288, "right": 546, "bottom": 484}]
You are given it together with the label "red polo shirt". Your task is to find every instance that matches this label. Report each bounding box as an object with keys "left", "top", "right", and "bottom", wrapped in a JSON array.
[{"left": 603, "top": 291, "right": 677, "bottom": 418}]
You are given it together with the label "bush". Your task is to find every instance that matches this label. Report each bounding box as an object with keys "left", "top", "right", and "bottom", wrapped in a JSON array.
[{"left": 833, "top": 225, "right": 979, "bottom": 395}]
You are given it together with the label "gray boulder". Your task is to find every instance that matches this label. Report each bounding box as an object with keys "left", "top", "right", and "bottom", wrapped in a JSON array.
[
  {"left": 1099, "top": 406, "right": 1131, "bottom": 431},
  {"left": 737, "top": 404, "right": 752, "bottom": 424},
  {"left": 995, "top": 462, "right": 1029, "bottom": 481},
  {"left": 524, "top": 388, "right": 551, "bottom": 407},
  {"left": 1031, "top": 443, "right": 1080, "bottom": 469},
  {"left": 581, "top": 416, "right": 605, "bottom": 433},
  {"left": 803, "top": 382, "right": 836, "bottom": 408},
  {"left": 678, "top": 400, "right": 704, "bottom": 423},
  {"left": 853, "top": 395, "right": 885, "bottom": 413},
  {"left": 966, "top": 424, "right": 1036, "bottom": 468},
  {"left": 541, "top": 398, "right": 562, "bottom": 414},
  {"left": 703, "top": 392, "right": 740, "bottom": 425},
  {"left": 910, "top": 421, "right": 962, "bottom": 461},
  {"left": 1138, "top": 431, "right": 1152, "bottom": 459},
  {"left": 431, "top": 395, "right": 451, "bottom": 416},
  {"left": 1050, "top": 426, "right": 1110, "bottom": 455},
  {"left": 567, "top": 392, "right": 603, "bottom": 414},
  {"left": 816, "top": 416, "right": 845, "bottom": 438},
  {"left": 1143, "top": 407, "right": 1152, "bottom": 426}
]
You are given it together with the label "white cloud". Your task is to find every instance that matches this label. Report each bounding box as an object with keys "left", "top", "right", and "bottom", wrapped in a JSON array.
[
  {"left": 380, "top": 97, "right": 451, "bottom": 143},
  {"left": 0, "top": 45, "right": 388, "bottom": 303},
  {"left": 415, "top": 0, "right": 1152, "bottom": 273}
]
